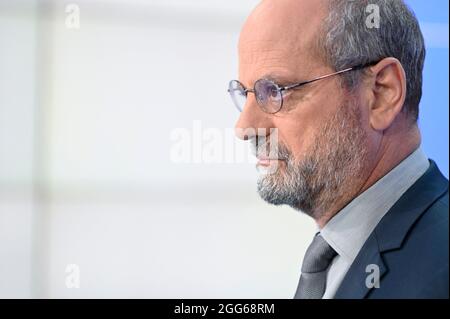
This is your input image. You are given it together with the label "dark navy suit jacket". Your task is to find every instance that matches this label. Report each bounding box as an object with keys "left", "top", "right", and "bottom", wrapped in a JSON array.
[{"left": 334, "top": 160, "right": 449, "bottom": 299}]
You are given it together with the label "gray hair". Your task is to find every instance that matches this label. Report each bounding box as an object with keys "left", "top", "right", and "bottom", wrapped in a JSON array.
[{"left": 321, "top": 0, "right": 425, "bottom": 122}]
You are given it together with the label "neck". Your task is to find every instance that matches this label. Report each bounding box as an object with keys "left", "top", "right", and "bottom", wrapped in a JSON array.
[{"left": 316, "top": 122, "right": 421, "bottom": 229}]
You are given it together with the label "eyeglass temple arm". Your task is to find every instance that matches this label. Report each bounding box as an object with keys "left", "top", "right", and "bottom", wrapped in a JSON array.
[
  {"left": 281, "top": 67, "right": 354, "bottom": 91},
  {"left": 281, "top": 61, "right": 377, "bottom": 91}
]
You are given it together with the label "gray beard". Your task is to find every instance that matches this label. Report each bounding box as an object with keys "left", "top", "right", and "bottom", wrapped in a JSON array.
[{"left": 256, "top": 102, "right": 369, "bottom": 220}]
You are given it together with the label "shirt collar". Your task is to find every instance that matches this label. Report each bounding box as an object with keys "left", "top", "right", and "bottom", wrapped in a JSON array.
[{"left": 320, "top": 147, "right": 430, "bottom": 263}]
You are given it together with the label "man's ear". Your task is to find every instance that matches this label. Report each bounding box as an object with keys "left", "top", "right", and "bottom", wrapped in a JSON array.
[{"left": 366, "top": 58, "right": 407, "bottom": 131}]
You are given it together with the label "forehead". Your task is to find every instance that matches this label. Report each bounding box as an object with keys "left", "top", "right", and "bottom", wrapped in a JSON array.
[
  {"left": 238, "top": 0, "right": 327, "bottom": 82},
  {"left": 238, "top": 39, "right": 318, "bottom": 86}
]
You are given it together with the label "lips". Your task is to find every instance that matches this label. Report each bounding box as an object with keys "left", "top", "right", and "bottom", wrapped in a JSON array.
[
  {"left": 253, "top": 141, "right": 285, "bottom": 167},
  {"left": 257, "top": 158, "right": 272, "bottom": 166},
  {"left": 257, "top": 156, "right": 282, "bottom": 166}
]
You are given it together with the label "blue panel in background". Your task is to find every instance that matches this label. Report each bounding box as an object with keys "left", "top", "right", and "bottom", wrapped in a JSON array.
[
  {"left": 405, "top": 0, "right": 449, "bottom": 177},
  {"left": 406, "top": 0, "right": 449, "bottom": 22}
]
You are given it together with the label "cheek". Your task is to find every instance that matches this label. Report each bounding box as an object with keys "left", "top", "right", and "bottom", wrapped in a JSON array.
[
  {"left": 272, "top": 118, "right": 317, "bottom": 161},
  {"left": 273, "top": 105, "right": 341, "bottom": 160},
  {"left": 272, "top": 80, "right": 349, "bottom": 160}
]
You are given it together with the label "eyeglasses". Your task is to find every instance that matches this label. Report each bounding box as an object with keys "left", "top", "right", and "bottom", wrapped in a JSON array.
[{"left": 228, "top": 62, "right": 377, "bottom": 114}]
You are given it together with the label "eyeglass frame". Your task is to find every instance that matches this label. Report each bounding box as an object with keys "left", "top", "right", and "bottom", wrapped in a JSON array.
[{"left": 228, "top": 61, "right": 378, "bottom": 114}]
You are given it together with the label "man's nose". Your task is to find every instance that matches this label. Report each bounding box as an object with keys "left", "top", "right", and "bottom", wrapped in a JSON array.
[{"left": 234, "top": 98, "right": 272, "bottom": 140}]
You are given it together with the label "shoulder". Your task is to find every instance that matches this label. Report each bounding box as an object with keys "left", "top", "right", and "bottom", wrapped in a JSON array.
[
  {"left": 371, "top": 189, "right": 449, "bottom": 299},
  {"left": 405, "top": 189, "right": 448, "bottom": 254}
]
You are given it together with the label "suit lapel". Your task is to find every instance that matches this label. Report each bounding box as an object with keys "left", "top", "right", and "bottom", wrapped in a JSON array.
[
  {"left": 333, "top": 233, "right": 387, "bottom": 299},
  {"left": 334, "top": 160, "right": 448, "bottom": 299}
]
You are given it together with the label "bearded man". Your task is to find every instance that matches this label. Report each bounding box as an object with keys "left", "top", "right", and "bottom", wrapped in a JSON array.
[{"left": 228, "top": 0, "right": 449, "bottom": 299}]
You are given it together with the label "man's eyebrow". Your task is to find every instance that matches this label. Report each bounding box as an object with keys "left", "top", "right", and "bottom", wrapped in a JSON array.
[{"left": 262, "top": 73, "right": 304, "bottom": 86}]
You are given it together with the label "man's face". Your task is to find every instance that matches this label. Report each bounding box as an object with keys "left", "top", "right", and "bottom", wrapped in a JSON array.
[{"left": 235, "top": 0, "right": 374, "bottom": 221}]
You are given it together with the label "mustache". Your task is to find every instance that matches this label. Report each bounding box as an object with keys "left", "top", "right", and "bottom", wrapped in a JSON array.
[{"left": 250, "top": 136, "right": 290, "bottom": 160}]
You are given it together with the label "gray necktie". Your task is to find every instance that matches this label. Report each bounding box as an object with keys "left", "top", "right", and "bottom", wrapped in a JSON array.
[{"left": 294, "top": 233, "right": 337, "bottom": 299}]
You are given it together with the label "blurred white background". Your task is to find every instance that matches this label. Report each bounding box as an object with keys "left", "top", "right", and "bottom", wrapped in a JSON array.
[{"left": 0, "top": 0, "right": 316, "bottom": 298}]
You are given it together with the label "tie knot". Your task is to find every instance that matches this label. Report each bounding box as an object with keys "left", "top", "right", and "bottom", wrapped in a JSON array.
[{"left": 301, "top": 234, "right": 337, "bottom": 273}]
